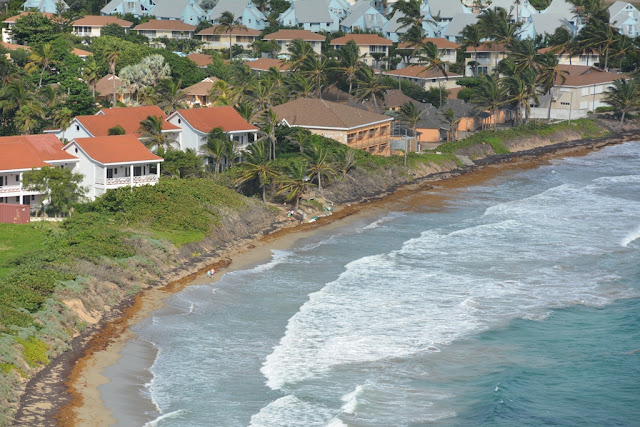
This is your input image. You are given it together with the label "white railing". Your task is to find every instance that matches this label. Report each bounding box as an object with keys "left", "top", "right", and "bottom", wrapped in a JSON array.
[
  {"left": 0, "top": 185, "right": 21, "bottom": 194},
  {"left": 105, "top": 175, "right": 158, "bottom": 186}
]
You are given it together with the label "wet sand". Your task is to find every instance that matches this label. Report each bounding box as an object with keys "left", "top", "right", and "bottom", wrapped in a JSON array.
[{"left": 13, "top": 133, "right": 634, "bottom": 426}]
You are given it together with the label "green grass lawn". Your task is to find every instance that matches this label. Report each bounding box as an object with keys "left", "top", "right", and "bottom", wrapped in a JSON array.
[{"left": 0, "top": 223, "right": 52, "bottom": 279}]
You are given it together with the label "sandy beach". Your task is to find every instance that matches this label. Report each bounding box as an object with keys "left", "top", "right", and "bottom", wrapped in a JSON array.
[{"left": 11, "top": 131, "right": 636, "bottom": 426}]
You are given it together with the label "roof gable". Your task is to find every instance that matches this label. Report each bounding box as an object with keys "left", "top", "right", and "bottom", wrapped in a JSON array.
[
  {"left": 271, "top": 98, "right": 392, "bottom": 129},
  {"left": 0, "top": 134, "right": 76, "bottom": 171},
  {"left": 170, "top": 106, "right": 258, "bottom": 133},
  {"left": 68, "top": 135, "right": 163, "bottom": 165},
  {"left": 263, "top": 29, "right": 326, "bottom": 41}
]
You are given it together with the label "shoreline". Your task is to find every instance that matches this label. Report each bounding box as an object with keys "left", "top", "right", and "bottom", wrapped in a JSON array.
[{"left": 12, "top": 131, "right": 638, "bottom": 426}]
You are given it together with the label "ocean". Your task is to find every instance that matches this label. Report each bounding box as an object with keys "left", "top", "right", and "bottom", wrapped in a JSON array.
[{"left": 100, "top": 142, "right": 640, "bottom": 426}]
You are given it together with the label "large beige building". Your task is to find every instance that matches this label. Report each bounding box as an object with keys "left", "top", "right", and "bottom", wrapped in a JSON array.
[
  {"left": 72, "top": 15, "right": 132, "bottom": 37},
  {"left": 197, "top": 25, "right": 261, "bottom": 50},
  {"left": 382, "top": 66, "right": 462, "bottom": 91},
  {"left": 263, "top": 29, "right": 326, "bottom": 57},
  {"left": 132, "top": 19, "right": 196, "bottom": 40},
  {"left": 271, "top": 98, "right": 394, "bottom": 156},
  {"left": 330, "top": 34, "right": 393, "bottom": 68}
]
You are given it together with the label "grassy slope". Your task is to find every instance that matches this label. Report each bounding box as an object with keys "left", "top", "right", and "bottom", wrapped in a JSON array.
[{"left": 0, "top": 223, "right": 53, "bottom": 280}]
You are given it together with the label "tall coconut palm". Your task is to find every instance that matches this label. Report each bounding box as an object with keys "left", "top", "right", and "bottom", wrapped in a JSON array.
[
  {"left": 234, "top": 101, "right": 257, "bottom": 124},
  {"left": 508, "top": 38, "right": 540, "bottom": 74},
  {"left": 536, "top": 52, "right": 569, "bottom": 120},
  {"left": 504, "top": 67, "right": 539, "bottom": 124},
  {"left": 398, "top": 101, "right": 425, "bottom": 163},
  {"left": 82, "top": 57, "right": 99, "bottom": 97},
  {"left": 158, "top": 79, "right": 187, "bottom": 113},
  {"left": 15, "top": 104, "right": 45, "bottom": 134},
  {"left": 201, "top": 127, "right": 227, "bottom": 172},
  {"left": 354, "top": 66, "right": 390, "bottom": 112},
  {"left": 287, "top": 129, "right": 310, "bottom": 154},
  {"left": 441, "top": 108, "right": 461, "bottom": 142},
  {"left": 0, "top": 80, "right": 43, "bottom": 124},
  {"left": 604, "top": 78, "right": 639, "bottom": 124},
  {"left": 301, "top": 54, "right": 331, "bottom": 97},
  {"left": 460, "top": 24, "right": 483, "bottom": 77},
  {"left": 215, "top": 11, "right": 245, "bottom": 61},
  {"left": 288, "top": 38, "right": 315, "bottom": 71},
  {"left": 419, "top": 41, "right": 448, "bottom": 107},
  {"left": 306, "top": 144, "right": 336, "bottom": 193},
  {"left": 209, "top": 79, "right": 239, "bottom": 106},
  {"left": 104, "top": 44, "right": 121, "bottom": 106},
  {"left": 471, "top": 74, "right": 508, "bottom": 128},
  {"left": 580, "top": 18, "right": 618, "bottom": 70},
  {"left": 138, "top": 115, "right": 177, "bottom": 152},
  {"left": 286, "top": 72, "right": 315, "bottom": 98},
  {"left": 391, "top": 0, "right": 427, "bottom": 31},
  {"left": 25, "top": 42, "right": 59, "bottom": 88},
  {"left": 333, "top": 40, "right": 364, "bottom": 95},
  {"left": 54, "top": 107, "right": 73, "bottom": 141},
  {"left": 234, "top": 141, "right": 278, "bottom": 202},
  {"left": 277, "top": 160, "right": 311, "bottom": 212},
  {"left": 258, "top": 109, "right": 279, "bottom": 160}
]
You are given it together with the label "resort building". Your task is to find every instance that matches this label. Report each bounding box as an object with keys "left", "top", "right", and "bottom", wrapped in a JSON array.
[
  {"left": 465, "top": 43, "right": 508, "bottom": 76},
  {"left": 21, "top": 0, "right": 67, "bottom": 13},
  {"left": 531, "top": 65, "right": 627, "bottom": 120},
  {"left": 166, "top": 106, "right": 258, "bottom": 153},
  {"left": 278, "top": 0, "right": 346, "bottom": 33},
  {"left": 263, "top": 29, "right": 325, "bottom": 57},
  {"left": 330, "top": 34, "right": 392, "bottom": 68},
  {"left": 245, "top": 58, "right": 290, "bottom": 73},
  {"left": 397, "top": 38, "right": 460, "bottom": 66},
  {"left": 100, "top": 0, "right": 155, "bottom": 18},
  {"left": 71, "top": 15, "right": 132, "bottom": 37},
  {"left": 197, "top": 25, "right": 261, "bottom": 51},
  {"left": 537, "top": 46, "right": 599, "bottom": 67},
  {"left": 132, "top": 20, "right": 196, "bottom": 41},
  {"left": 271, "top": 98, "right": 394, "bottom": 156},
  {"left": 381, "top": 66, "right": 462, "bottom": 91},
  {"left": 207, "top": 0, "right": 268, "bottom": 30},
  {"left": 2, "top": 11, "right": 56, "bottom": 43},
  {"left": 95, "top": 74, "right": 131, "bottom": 105},
  {"left": 608, "top": 1, "right": 640, "bottom": 37},
  {"left": 183, "top": 77, "right": 219, "bottom": 107},
  {"left": 0, "top": 134, "right": 78, "bottom": 207},
  {"left": 151, "top": 0, "right": 205, "bottom": 25},
  {"left": 64, "top": 135, "right": 163, "bottom": 200},
  {"left": 340, "top": 1, "right": 387, "bottom": 33}
]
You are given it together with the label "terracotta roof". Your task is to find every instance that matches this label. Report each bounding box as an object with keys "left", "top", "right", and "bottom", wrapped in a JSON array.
[
  {"left": 95, "top": 74, "right": 127, "bottom": 96},
  {"left": 383, "top": 89, "right": 419, "bottom": 108},
  {"left": 465, "top": 43, "right": 506, "bottom": 53},
  {"left": 1, "top": 41, "right": 31, "bottom": 51},
  {"left": 398, "top": 38, "right": 460, "bottom": 49},
  {"left": 384, "top": 65, "right": 461, "bottom": 79},
  {"left": 538, "top": 46, "right": 599, "bottom": 55},
  {"left": 170, "top": 107, "right": 258, "bottom": 133},
  {"left": 133, "top": 19, "right": 196, "bottom": 31},
  {"left": 263, "top": 29, "right": 325, "bottom": 41},
  {"left": 70, "top": 135, "right": 163, "bottom": 165},
  {"left": 99, "top": 105, "right": 168, "bottom": 119},
  {"left": 330, "top": 34, "right": 392, "bottom": 46},
  {"left": 0, "top": 134, "right": 76, "bottom": 171},
  {"left": 197, "top": 25, "right": 260, "bottom": 36},
  {"left": 72, "top": 15, "right": 132, "bottom": 27},
  {"left": 75, "top": 113, "right": 179, "bottom": 137},
  {"left": 271, "top": 98, "right": 393, "bottom": 129},
  {"left": 187, "top": 53, "right": 214, "bottom": 67},
  {"left": 556, "top": 65, "right": 626, "bottom": 87},
  {"left": 184, "top": 77, "right": 218, "bottom": 96},
  {"left": 3, "top": 11, "right": 55, "bottom": 24},
  {"left": 245, "top": 58, "right": 290, "bottom": 72},
  {"left": 72, "top": 47, "right": 93, "bottom": 57}
]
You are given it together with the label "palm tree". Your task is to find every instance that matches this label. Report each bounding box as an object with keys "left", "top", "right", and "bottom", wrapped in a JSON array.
[
  {"left": 333, "top": 40, "right": 363, "bottom": 95},
  {"left": 209, "top": 79, "right": 239, "bottom": 106},
  {"left": 580, "top": 18, "right": 618, "bottom": 70},
  {"left": 235, "top": 101, "right": 257, "bottom": 124},
  {"left": 82, "top": 57, "right": 99, "bottom": 97},
  {"left": 287, "top": 129, "right": 309, "bottom": 154},
  {"left": 258, "top": 109, "right": 279, "bottom": 160},
  {"left": 215, "top": 11, "right": 245, "bottom": 61},
  {"left": 460, "top": 24, "right": 483, "bottom": 77},
  {"left": 398, "top": 101, "right": 425, "bottom": 162},
  {"left": 0, "top": 80, "right": 43, "bottom": 125},
  {"left": 286, "top": 72, "right": 315, "bottom": 98},
  {"left": 234, "top": 141, "right": 278, "bottom": 203},
  {"left": 504, "top": 68, "right": 539, "bottom": 124},
  {"left": 306, "top": 144, "right": 336, "bottom": 193},
  {"left": 277, "top": 160, "right": 311, "bottom": 212},
  {"left": 25, "top": 42, "right": 59, "bottom": 88},
  {"left": 288, "top": 38, "right": 315, "bottom": 71},
  {"left": 54, "top": 107, "right": 73, "bottom": 141},
  {"left": 508, "top": 38, "right": 540, "bottom": 74},
  {"left": 391, "top": 0, "right": 427, "bottom": 32},
  {"left": 201, "top": 127, "right": 227, "bottom": 172},
  {"left": 104, "top": 44, "right": 121, "bottom": 106},
  {"left": 158, "top": 79, "right": 187, "bottom": 113},
  {"left": 246, "top": 78, "right": 279, "bottom": 111},
  {"left": 604, "top": 78, "right": 639, "bottom": 124},
  {"left": 138, "top": 115, "right": 177, "bottom": 152},
  {"left": 15, "top": 104, "right": 44, "bottom": 134},
  {"left": 354, "top": 66, "right": 390, "bottom": 112},
  {"left": 536, "top": 52, "right": 569, "bottom": 120},
  {"left": 419, "top": 41, "right": 448, "bottom": 107},
  {"left": 441, "top": 108, "right": 461, "bottom": 142},
  {"left": 477, "top": 7, "right": 522, "bottom": 48},
  {"left": 471, "top": 74, "right": 508, "bottom": 128},
  {"left": 336, "top": 149, "right": 356, "bottom": 179},
  {"left": 301, "top": 54, "right": 331, "bottom": 97}
]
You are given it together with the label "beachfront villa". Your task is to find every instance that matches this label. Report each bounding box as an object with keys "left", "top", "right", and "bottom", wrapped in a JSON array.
[
  {"left": 381, "top": 66, "right": 462, "bottom": 91},
  {"left": 64, "top": 135, "right": 163, "bottom": 200},
  {"left": 0, "top": 134, "right": 79, "bottom": 207},
  {"left": 262, "top": 29, "right": 325, "bottom": 57}
]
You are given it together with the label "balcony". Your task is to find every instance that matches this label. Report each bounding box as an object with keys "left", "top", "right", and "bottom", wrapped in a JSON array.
[
  {"left": 0, "top": 184, "right": 21, "bottom": 195},
  {"left": 104, "top": 175, "right": 159, "bottom": 187}
]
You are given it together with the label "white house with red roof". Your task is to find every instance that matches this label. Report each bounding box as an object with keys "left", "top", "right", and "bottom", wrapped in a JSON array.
[
  {"left": 71, "top": 15, "right": 133, "bottom": 37},
  {"left": 64, "top": 135, "right": 163, "bottom": 200},
  {"left": 166, "top": 106, "right": 258, "bottom": 154},
  {"left": 0, "top": 134, "right": 78, "bottom": 207}
]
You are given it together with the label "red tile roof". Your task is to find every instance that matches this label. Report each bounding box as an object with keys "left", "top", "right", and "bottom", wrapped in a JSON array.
[
  {"left": 271, "top": 98, "right": 393, "bottom": 129},
  {"left": 187, "top": 53, "right": 214, "bottom": 67},
  {"left": 0, "top": 134, "right": 76, "bottom": 171},
  {"left": 95, "top": 74, "right": 127, "bottom": 97},
  {"left": 70, "top": 135, "right": 162, "bottom": 165},
  {"left": 184, "top": 77, "right": 218, "bottom": 96},
  {"left": 197, "top": 25, "right": 260, "bottom": 36},
  {"left": 171, "top": 107, "right": 258, "bottom": 133},
  {"left": 72, "top": 15, "right": 132, "bottom": 27},
  {"left": 1, "top": 41, "right": 31, "bottom": 51},
  {"left": 330, "top": 34, "right": 392, "bottom": 46},
  {"left": 398, "top": 38, "right": 460, "bottom": 49},
  {"left": 75, "top": 112, "right": 179, "bottom": 137},
  {"left": 384, "top": 65, "right": 461, "bottom": 79},
  {"left": 465, "top": 43, "right": 506, "bottom": 53},
  {"left": 263, "top": 29, "right": 325, "bottom": 41},
  {"left": 72, "top": 47, "right": 93, "bottom": 57},
  {"left": 133, "top": 19, "right": 196, "bottom": 31},
  {"left": 3, "top": 11, "right": 56, "bottom": 24},
  {"left": 556, "top": 65, "right": 626, "bottom": 86},
  {"left": 99, "top": 105, "right": 167, "bottom": 119},
  {"left": 245, "top": 58, "right": 290, "bottom": 72}
]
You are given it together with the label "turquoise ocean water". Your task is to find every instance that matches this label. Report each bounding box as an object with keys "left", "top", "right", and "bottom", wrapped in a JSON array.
[{"left": 102, "top": 142, "right": 640, "bottom": 426}]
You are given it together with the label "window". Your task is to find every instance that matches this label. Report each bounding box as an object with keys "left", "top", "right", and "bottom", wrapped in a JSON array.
[
  {"left": 560, "top": 102, "right": 570, "bottom": 106},
  {"left": 114, "top": 168, "right": 117, "bottom": 175},
  {"left": 125, "top": 167, "right": 130, "bottom": 177},
  {"left": 134, "top": 166, "right": 142, "bottom": 176},
  {"left": 107, "top": 168, "right": 114, "bottom": 179},
  {"left": 149, "top": 163, "right": 158, "bottom": 174},
  {"left": 76, "top": 125, "right": 80, "bottom": 131},
  {"left": 177, "top": 118, "right": 181, "bottom": 124},
  {"left": 75, "top": 148, "right": 78, "bottom": 153},
  {"left": 15, "top": 175, "right": 19, "bottom": 182},
  {"left": 31, "top": 195, "right": 35, "bottom": 200}
]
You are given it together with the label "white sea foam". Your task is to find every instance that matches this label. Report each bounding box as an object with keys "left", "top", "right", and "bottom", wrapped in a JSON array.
[
  {"left": 341, "top": 384, "right": 364, "bottom": 414},
  {"left": 249, "top": 395, "right": 335, "bottom": 427},
  {"left": 621, "top": 226, "right": 640, "bottom": 248},
  {"left": 363, "top": 212, "right": 405, "bottom": 230},
  {"left": 144, "top": 409, "right": 186, "bottom": 426}
]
